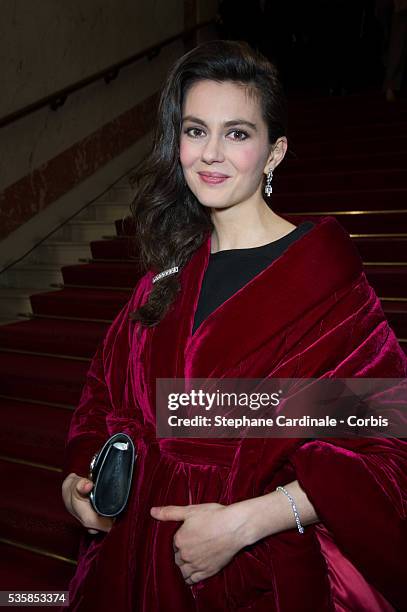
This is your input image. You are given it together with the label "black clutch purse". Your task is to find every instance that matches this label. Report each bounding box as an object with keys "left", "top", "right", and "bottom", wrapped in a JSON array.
[{"left": 88, "top": 432, "right": 136, "bottom": 518}]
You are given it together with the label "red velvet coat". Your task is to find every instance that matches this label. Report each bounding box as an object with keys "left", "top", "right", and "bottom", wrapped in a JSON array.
[{"left": 62, "top": 216, "right": 407, "bottom": 611}]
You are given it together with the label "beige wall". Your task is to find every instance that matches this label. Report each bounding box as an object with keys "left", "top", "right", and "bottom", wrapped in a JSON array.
[
  {"left": 0, "top": 0, "right": 219, "bottom": 269},
  {"left": 1, "top": 1, "right": 185, "bottom": 119},
  {"left": 0, "top": 0, "right": 186, "bottom": 190}
]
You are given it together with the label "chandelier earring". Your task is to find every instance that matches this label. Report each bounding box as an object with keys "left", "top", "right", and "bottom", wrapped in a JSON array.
[{"left": 264, "top": 169, "right": 273, "bottom": 197}]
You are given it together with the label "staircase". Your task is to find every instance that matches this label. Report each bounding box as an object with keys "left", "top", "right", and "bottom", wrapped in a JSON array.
[
  {"left": 0, "top": 176, "right": 142, "bottom": 592},
  {"left": 0, "top": 90, "right": 406, "bottom": 594},
  {"left": 281, "top": 91, "right": 407, "bottom": 356}
]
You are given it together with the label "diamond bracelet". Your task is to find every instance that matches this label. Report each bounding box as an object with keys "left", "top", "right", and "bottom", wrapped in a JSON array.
[{"left": 276, "top": 485, "right": 305, "bottom": 534}]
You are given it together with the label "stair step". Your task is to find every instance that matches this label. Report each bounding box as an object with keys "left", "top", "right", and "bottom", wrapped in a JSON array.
[
  {"left": 30, "top": 287, "right": 130, "bottom": 319},
  {"left": 0, "top": 394, "right": 75, "bottom": 410},
  {"left": 12, "top": 264, "right": 62, "bottom": 271},
  {"left": 0, "top": 398, "right": 72, "bottom": 467},
  {"left": 52, "top": 220, "right": 117, "bottom": 242},
  {"left": 52, "top": 283, "right": 132, "bottom": 292},
  {"left": 283, "top": 212, "right": 407, "bottom": 234},
  {"left": 382, "top": 302, "right": 407, "bottom": 337},
  {"left": 289, "top": 109, "right": 407, "bottom": 127},
  {"left": 102, "top": 234, "right": 129, "bottom": 240},
  {"left": 277, "top": 168, "right": 407, "bottom": 194},
  {"left": 95, "top": 200, "right": 131, "bottom": 206},
  {"left": 0, "top": 287, "right": 46, "bottom": 298},
  {"left": 79, "top": 257, "right": 135, "bottom": 263},
  {"left": 0, "top": 287, "right": 45, "bottom": 318},
  {"left": 30, "top": 241, "right": 92, "bottom": 265},
  {"left": 292, "top": 134, "right": 407, "bottom": 158},
  {"left": 275, "top": 188, "right": 407, "bottom": 213},
  {"left": 0, "top": 351, "right": 88, "bottom": 404},
  {"left": 287, "top": 91, "right": 406, "bottom": 113},
  {"left": 0, "top": 317, "right": 107, "bottom": 357},
  {"left": 290, "top": 120, "right": 407, "bottom": 142},
  {"left": 90, "top": 237, "right": 135, "bottom": 260},
  {"left": 0, "top": 348, "right": 90, "bottom": 361},
  {"left": 0, "top": 263, "right": 63, "bottom": 290},
  {"left": 352, "top": 236, "right": 407, "bottom": 262},
  {"left": 282, "top": 150, "right": 407, "bottom": 173},
  {"left": 0, "top": 541, "right": 76, "bottom": 591},
  {"left": 76, "top": 202, "right": 131, "bottom": 222},
  {"left": 0, "top": 317, "right": 23, "bottom": 326},
  {"left": 40, "top": 240, "right": 93, "bottom": 245},
  {"left": 19, "top": 312, "right": 113, "bottom": 324},
  {"left": 291, "top": 114, "right": 407, "bottom": 136},
  {"left": 364, "top": 262, "right": 407, "bottom": 266},
  {"left": 364, "top": 265, "right": 407, "bottom": 298},
  {"left": 61, "top": 262, "right": 142, "bottom": 288},
  {"left": 0, "top": 459, "right": 81, "bottom": 560}
]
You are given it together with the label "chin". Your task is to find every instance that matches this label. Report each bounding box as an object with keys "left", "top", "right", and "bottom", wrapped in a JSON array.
[{"left": 199, "top": 199, "right": 234, "bottom": 210}]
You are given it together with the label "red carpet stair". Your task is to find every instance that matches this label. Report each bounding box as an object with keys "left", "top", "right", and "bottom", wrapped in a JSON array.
[
  {"left": 0, "top": 182, "right": 142, "bottom": 596},
  {"left": 0, "top": 91, "right": 406, "bottom": 596}
]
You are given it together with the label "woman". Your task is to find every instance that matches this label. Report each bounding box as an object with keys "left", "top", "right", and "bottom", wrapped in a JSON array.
[{"left": 61, "top": 40, "right": 407, "bottom": 611}]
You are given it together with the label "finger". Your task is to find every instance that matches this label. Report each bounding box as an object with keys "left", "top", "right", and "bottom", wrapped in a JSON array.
[
  {"left": 71, "top": 494, "right": 113, "bottom": 532},
  {"left": 185, "top": 572, "right": 205, "bottom": 585},
  {"left": 69, "top": 487, "right": 94, "bottom": 521},
  {"left": 75, "top": 478, "right": 94, "bottom": 499},
  {"left": 62, "top": 473, "right": 81, "bottom": 503},
  {"left": 150, "top": 505, "right": 189, "bottom": 521},
  {"left": 174, "top": 550, "right": 186, "bottom": 567},
  {"left": 84, "top": 510, "right": 114, "bottom": 530},
  {"left": 179, "top": 563, "right": 195, "bottom": 580},
  {"left": 86, "top": 516, "right": 113, "bottom": 533}
]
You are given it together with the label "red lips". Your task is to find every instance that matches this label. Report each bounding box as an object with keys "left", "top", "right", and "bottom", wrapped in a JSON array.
[
  {"left": 198, "top": 171, "right": 230, "bottom": 184},
  {"left": 198, "top": 171, "right": 230, "bottom": 178}
]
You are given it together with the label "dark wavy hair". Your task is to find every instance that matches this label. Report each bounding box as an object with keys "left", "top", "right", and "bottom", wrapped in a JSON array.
[{"left": 128, "top": 39, "right": 288, "bottom": 328}]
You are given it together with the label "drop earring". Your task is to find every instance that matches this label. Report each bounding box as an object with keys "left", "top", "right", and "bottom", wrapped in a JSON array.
[{"left": 265, "top": 169, "right": 273, "bottom": 197}]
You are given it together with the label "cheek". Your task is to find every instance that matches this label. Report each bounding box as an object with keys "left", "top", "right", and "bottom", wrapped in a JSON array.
[
  {"left": 179, "top": 139, "right": 197, "bottom": 169},
  {"left": 231, "top": 144, "right": 265, "bottom": 174}
]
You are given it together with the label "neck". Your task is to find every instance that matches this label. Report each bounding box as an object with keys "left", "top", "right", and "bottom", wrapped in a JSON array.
[{"left": 209, "top": 195, "right": 296, "bottom": 253}]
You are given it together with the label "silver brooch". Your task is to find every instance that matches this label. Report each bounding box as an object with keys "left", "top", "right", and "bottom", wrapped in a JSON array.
[{"left": 152, "top": 266, "right": 179, "bottom": 284}]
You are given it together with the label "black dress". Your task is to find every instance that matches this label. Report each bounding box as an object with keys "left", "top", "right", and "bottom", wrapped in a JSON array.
[{"left": 192, "top": 221, "right": 315, "bottom": 334}]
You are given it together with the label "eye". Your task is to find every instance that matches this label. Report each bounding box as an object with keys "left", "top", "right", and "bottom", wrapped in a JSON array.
[
  {"left": 184, "top": 127, "right": 205, "bottom": 138},
  {"left": 228, "top": 130, "right": 249, "bottom": 141}
]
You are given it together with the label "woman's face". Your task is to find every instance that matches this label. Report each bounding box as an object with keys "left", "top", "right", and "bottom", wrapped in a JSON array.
[{"left": 179, "top": 79, "right": 278, "bottom": 210}]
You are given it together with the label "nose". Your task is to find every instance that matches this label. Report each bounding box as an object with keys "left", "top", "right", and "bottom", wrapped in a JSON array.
[{"left": 201, "top": 134, "right": 225, "bottom": 164}]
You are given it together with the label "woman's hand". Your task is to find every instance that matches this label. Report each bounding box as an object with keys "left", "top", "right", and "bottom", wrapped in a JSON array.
[
  {"left": 62, "top": 472, "right": 114, "bottom": 534},
  {"left": 150, "top": 502, "right": 250, "bottom": 585}
]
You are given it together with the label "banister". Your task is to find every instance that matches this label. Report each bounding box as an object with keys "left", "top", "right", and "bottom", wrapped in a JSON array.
[{"left": 0, "top": 19, "right": 215, "bottom": 129}]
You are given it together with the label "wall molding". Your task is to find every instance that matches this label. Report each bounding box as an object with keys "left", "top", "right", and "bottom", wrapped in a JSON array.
[{"left": 0, "top": 91, "right": 159, "bottom": 242}]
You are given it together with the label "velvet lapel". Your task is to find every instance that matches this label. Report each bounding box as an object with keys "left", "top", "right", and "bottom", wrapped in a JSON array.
[
  {"left": 145, "top": 216, "right": 363, "bottom": 385},
  {"left": 185, "top": 215, "right": 363, "bottom": 378}
]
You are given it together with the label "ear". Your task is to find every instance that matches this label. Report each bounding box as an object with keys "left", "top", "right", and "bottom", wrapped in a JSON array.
[{"left": 263, "top": 137, "right": 288, "bottom": 175}]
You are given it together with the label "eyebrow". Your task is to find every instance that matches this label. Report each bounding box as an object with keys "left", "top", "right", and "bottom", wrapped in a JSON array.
[{"left": 181, "top": 115, "right": 257, "bottom": 131}]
